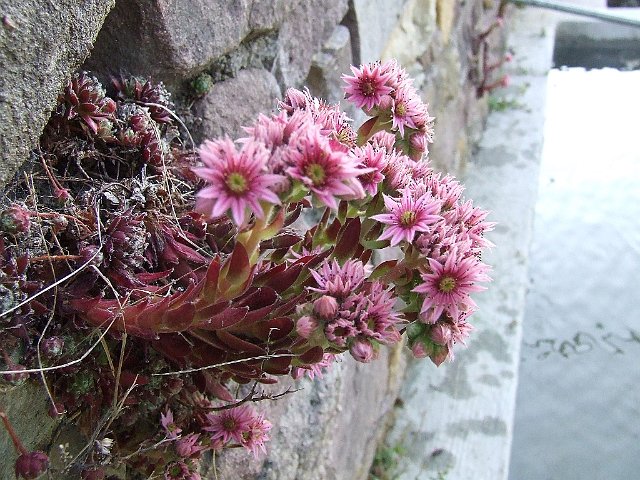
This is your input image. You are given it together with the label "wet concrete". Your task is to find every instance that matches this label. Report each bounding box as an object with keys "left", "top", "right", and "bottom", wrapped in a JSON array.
[{"left": 509, "top": 66, "right": 640, "bottom": 480}]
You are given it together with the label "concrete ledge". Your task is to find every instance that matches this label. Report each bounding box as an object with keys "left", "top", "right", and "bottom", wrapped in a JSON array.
[{"left": 383, "top": 6, "right": 556, "bottom": 479}]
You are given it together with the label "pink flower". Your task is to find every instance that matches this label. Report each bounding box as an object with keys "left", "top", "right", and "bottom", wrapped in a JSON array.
[
  {"left": 350, "top": 144, "right": 388, "bottom": 196},
  {"left": 286, "top": 128, "right": 368, "bottom": 209},
  {"left": 193, "top": 138, "right": 283, "bottom": 225},
  {"left": 310, "top": 259, "right": 366, "bottom": 299},
  {"left": 160, "top": 409, "right": 182, "bottom": 440},
  {"left": 342, "top": 62, "right": 394, "bottom": 111},
  {"left": 371, "top": 191, "right": 442, "bottom": 246},
  {"left": 203, "top": 405, "right": 254, "bottom": 445},
  {"left": 296, "top": 315, "right": 319, "bottom": 338},
  {"left": 241, "top": 413, "right": 272, "bottom": 458},
  {"left": 413, "top": 252, "right": 491, "bottom": 324},
  {"left": 175, "top": 433, "right": 205, "bottom": 458},
  {"left": 391, "top": 86, "right": 421, "bottom": 137}
]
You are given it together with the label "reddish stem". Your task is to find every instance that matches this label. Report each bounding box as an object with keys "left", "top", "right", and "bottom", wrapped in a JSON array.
[{"left": 0, "top": 408, "right": 27, "bottom": 455}]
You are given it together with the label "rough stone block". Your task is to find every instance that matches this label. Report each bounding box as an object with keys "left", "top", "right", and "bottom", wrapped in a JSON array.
[
  {"left": 189, "top": 68, "right": 281, "bottom": 144},
  {"left": 0, "top": 0, "right": 115, "bottom": 186},
  {"left": 275, "top": 0, "right": 350, "bottom": 87},
  {"left": 85, "top": 0, "right": 255, "bottom": 87},
  {"left": 209, "top": 346, "right": 406, "bottom": 480},
  {"left": 305, "top": 25, "right": 353, "bottom": 109}
]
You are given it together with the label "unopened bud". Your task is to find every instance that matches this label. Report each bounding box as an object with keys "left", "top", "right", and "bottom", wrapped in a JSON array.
[
  {"left": 296, "top": 316, "right": 319, "bottom": 339},
  {"left": 430, "top": 323, "right": 453, "bottom": 346},
  {"left": 349, "top": 338, "right": 375, "bottom": 363},
  {"left": 313, "top": 295, "right": 338, "bottom": 319}
]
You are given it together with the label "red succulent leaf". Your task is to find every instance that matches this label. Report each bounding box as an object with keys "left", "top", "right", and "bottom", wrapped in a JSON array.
[
  {"left": 298, "top": 346, "right": 325, "bottom": 364},
  {"left": 199, "top": 258, "right": 221, "bottom": 305},
  {"left": 261, "top": 352, "right": 292, "bottom": 375},
  {"left": 219, "top": 242, "right": 253, "bottom": 298},
  {"left": 324, "top": 217, "right": 342, "bottom": 243},
  {"left": 118, "top": 371, "right": 149, "bottom": 388},
  {"left": 194, "top": 306, "right": 248, "bottom": 331},
  {"left": 235, "top": 287, "right": 278, "bottom": 310},
  {"left": 254, "top": 263, "right": 303, "bottom": 292},
  {"left": 250, "top": 317, "right": 294, "bottom": 341},
  {"left": 282, "top": 203, "right": 303, "bottom": 227},
  {"left": 215, "top": 331, "right": 265, "bottom": 355},
  {"left": 196, "top": 373, "right": 235, "bottom": 402},
  {"left": 333, "top": 217, "right": 362, "bottom": 262},
  {"left": 270, "top": 292, "right": 308, "bottom": 318},
  {"left": 259, "top": 230, "right": 303, "bottom": 250}
]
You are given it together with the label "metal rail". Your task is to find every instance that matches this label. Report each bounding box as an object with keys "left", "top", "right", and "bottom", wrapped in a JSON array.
[{"left": 510, "top": 0, "right": 640, "bottom": 28}]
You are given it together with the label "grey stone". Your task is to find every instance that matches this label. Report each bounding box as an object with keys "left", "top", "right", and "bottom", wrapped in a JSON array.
[
  {"left": 84, "top": 0, "right": 255, "bottom": 87},
  {"left": 275, "top": 0, "right": 350, "bottom": 88},
  {"left": 190, "top": 68, "right": 281, "bottom": 144},
  {"left": 352, "top": 0, "right": 409, "bottom": 63},
  {"left": 305, "top": 25, "right": 353, "bottom": 109},
  {"left": 0, "top": 0, "right": 115, "bottom": 186}
]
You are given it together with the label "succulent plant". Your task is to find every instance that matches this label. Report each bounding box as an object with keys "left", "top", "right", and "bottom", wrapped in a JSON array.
[
  {"left": 112, "top": 76, "right": 173, "bottom": 124},
  {"left": 59, "top": 72, "right": 116, "bottom": 134}
]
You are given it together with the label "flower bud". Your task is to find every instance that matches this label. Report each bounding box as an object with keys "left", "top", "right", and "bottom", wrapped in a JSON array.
[
  {"left": 15, "top": 451, "right": 48, "bottom": 479},
  {"left": 410, "top": 340, "right": 429, "bottom": 359},
  {"left": 430, "top": 344, "right": 450, "bottom": 366},
  {"left": 430, "top": 323, "right": 453, "bottom": 346},
  {"left": 296, "top": 316, "right": 318, "bottom": 339},
  {"left": 313, "top": 295, "right": 338, "bottom": 319},
  {"left": 349, "top": 338, "right": 375, "bottom": 363}
]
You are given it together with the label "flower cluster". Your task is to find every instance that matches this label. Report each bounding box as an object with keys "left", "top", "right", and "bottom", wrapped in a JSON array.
[
  {"left": 191, "top": 59, "right": 493, "bottom": 367},
  {"left": 0, "top": 59, "right": 492, "bottom": 478}
]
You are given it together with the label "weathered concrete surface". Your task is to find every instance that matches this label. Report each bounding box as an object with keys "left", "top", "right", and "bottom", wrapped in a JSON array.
[
  {"left": 384, "top": 5, "right": 549, "bottom": 479},
  {"left": 209, "top": 346, "right": 406, "bottom": 480},
  {"left": 190, "top": 68, "right": 282, "bottom": 143},
  {"left": 0, "top": 0, "right": 115, "bottom": 186}
]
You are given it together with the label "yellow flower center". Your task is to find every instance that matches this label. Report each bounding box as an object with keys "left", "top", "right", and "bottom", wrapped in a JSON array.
[
  {"left": 438, "top": 275, "right": 456, "bottom": 293},
  {"left": 396, "top": 102, "right": 406, "bottom": 116},
  {"left": 306, "top": 163, "right": 326, "bottom": 186},
  {"left": 400, "top": 210, "right": 416, "bottom": 226},
  {"left": 226, "top": 172, "right": 248, "bottom": 194}
]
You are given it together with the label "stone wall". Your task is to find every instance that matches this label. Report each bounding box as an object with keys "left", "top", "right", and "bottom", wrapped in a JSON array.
[{"left": 0, "top": 1, "right": 507, "bottom": 478}]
